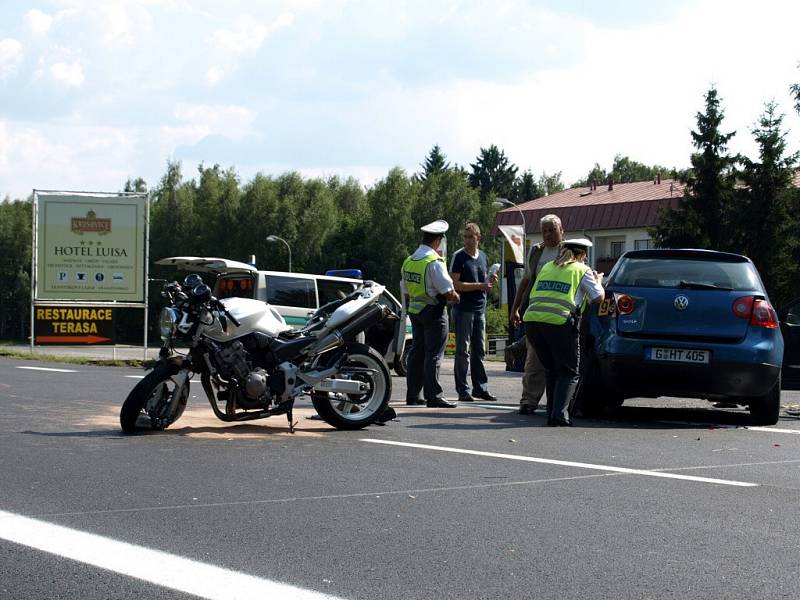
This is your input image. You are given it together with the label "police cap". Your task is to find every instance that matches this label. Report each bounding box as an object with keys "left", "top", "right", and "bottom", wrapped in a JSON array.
[
  {"left": 563, "top": 237, "right": 593, "bottom": 250},
  {"left": 420, "top": 219, "right": 449, "bottom": 235}
]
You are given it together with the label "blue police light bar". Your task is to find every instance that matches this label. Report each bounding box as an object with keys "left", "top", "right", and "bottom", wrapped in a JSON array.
[{"left": 326, "top": 269, "right": 363, "bottom": 279}]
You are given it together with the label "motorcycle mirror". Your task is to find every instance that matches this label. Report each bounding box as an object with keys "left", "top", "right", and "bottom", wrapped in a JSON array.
[
  {"left": 191, "top": 284, "right": 212, "bottom": 303},
  {"left": 183, "top": 273, "right": 204, "bottom": 289}
]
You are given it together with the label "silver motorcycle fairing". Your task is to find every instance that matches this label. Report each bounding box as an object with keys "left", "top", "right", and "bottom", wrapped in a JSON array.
[{"left": 203, "top": 297, "right": 291, "bottom": 341}]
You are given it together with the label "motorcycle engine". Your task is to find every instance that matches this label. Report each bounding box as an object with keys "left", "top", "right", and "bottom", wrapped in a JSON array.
[
  {"left": 213, "top": 341, "right": 271, "bottom": 407},
  {"left": 244, "top": 368, "right": 268, "bottom": 399}
]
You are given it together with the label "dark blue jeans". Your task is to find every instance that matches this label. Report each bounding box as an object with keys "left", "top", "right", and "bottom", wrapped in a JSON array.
[
  {"left": 406, "top": 306, "right": 448, "bottom": 401},
  {"left": 452, "top": 308, "right": 488, "bottom": 397}
]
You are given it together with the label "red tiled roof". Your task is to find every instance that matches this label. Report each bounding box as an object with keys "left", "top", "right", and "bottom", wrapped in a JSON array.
[{"left": 494, "top": 179, "right": 686, "bottom": 234}]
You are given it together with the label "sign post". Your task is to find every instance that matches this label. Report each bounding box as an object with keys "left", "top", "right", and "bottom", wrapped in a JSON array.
[{"left": 31, "top": 191, "right": 149, "bottom": 358}]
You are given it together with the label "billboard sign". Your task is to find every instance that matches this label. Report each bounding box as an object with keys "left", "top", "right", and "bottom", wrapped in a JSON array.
[
  {"left": 34, "top": 193, "right": 147, "bottom": 302},
  {"left": 34, "top": 306, "right": 114, "bottom": 345}
]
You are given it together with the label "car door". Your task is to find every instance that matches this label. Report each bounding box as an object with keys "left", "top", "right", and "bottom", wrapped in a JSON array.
[{"left": 780, "top": 298, "right": 800, "bottom": 382}]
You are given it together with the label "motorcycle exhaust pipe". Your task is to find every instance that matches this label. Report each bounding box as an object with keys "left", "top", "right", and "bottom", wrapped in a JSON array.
[
  {"left": 305, "top": 304, "right": 389, "bottom": 356},
  {"left": 336, "top": 303, "right": 389, "bottom": 340}
]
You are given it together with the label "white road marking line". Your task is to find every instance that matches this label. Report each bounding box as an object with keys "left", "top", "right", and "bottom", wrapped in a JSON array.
[
  {"left": 361, "top": 439, "right": 758, "bottom": 487},
  {"left": 16, "top": 366, "right": 77, "bottom": 373},
  {"left": 33, "top": 473, "right": 621, "bottom": 519},
  {"left": 747, "top": 426, "right": 800, "bottom": 434},
  {"left": 656, "top": 420, "right": 800, "bottom": 435},
  {"left": 0, "top": 509, "right": 343, "bottom": 600}
]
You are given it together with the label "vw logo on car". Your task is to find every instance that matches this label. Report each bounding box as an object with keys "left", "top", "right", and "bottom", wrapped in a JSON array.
[{"left": 673, "top": 295, "right": 689, "bottom": 310}]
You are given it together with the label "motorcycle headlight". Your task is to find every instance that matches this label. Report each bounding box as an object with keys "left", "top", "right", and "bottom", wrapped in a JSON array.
[{"left": 159, "top": 307, "right": 180, "bottom": 341}]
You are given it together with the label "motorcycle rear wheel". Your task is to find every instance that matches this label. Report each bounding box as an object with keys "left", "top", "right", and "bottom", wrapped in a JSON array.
[
  {"left": 312, "top": 344, "right": 391, "bottom": 430},
  {"left": 120, "top": 363, "right": 187, "bottom": 433}
]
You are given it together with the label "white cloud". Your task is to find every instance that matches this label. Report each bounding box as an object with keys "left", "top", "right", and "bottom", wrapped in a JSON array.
[
  {"left": 94, "top": 2, "right": 154, "bottom": 46},
  {"left": 0, "top": 39, "right": 23, "bottom": 80},
  {"left": 212, "top": 13, "right": 294, "bottom": 54},
  {"left": 24, "top": 9, "right": 54, "bottom": 34},
  {"left": 50, "top": 61, "right": 85, "bottom": 86},
  {"left": 205, "top": 65, "right": 223, "bottom": 86},
  {"left": 173, "top": 103, "right": 257, "bottom": 140}
]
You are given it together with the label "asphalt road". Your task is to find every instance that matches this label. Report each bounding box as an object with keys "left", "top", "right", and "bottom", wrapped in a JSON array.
[{"left": 2, "top": 356, "right": 800, "bottom": 599}]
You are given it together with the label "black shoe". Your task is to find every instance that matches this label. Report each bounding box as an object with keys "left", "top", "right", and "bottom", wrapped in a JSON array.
[
  {"left": 426, "top": 398, "right": 457, "bottom": 408},
  {"left": 519, "top": 405, "right": 534, "bottom": 415},
  {"left": 406, "top": 398, "right": 425, "bottom": 406},
  {"left": 473, "top": 391, "right": 497, "bottom": 401},
  {"left": 552, "top": 418, "right": 572, "bottom": 427},
  {"left": 458, "top": 394, "right": 475, "bottom": 402}
]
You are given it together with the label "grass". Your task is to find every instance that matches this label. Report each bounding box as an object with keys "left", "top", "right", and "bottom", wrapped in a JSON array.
[{"left": 0, "top": 346, "right": 150, "bottom": 368}]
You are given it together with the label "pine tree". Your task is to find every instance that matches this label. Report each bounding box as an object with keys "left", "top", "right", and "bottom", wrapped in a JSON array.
[
  {"left": 512, "top": 170, "right": 541, "bottom": 203},
  {"left": 468, "top": 145, "right": 518, "bottom": 200},
  {"left": 418, "top": 144, "right": 450, "bottom": 182},
  {"left": 737, "top": 102, "right": 799, "bottom": 305},
  {"left": 652, "top": 87, "right": 737, "bottom": 250}
]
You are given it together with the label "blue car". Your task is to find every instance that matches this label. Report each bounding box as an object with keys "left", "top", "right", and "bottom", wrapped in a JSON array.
[{"left": 579, "top": 249, "right": 784, "bottom": 424}]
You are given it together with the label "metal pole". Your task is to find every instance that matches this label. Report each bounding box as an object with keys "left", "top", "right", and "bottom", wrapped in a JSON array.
[
  {"left": 143, "top": 191, "right": 151, "bottom": 361},
  {"left": 267, "top": 235, "right": 292, "bottom": 272},
  {"left": 30, "top": 191, "right": 37, "bottom": 353}
]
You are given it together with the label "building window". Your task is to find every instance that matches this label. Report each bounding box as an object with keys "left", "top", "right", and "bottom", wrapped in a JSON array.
[
  {"left": 634, "top": 239, "right": 654, "bottom": 250},
  {"left": 610, "top": 241, "right": 625, "bottom": 259}
]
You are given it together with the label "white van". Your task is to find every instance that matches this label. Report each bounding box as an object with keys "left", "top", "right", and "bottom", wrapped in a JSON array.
[{"left": 155, "top": 257, "right": 411, "bottom": 376}]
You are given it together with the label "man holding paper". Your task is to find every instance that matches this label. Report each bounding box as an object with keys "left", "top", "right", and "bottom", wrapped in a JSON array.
[{"left": 450, "top": 222, "right": 499, "bottom": 402}]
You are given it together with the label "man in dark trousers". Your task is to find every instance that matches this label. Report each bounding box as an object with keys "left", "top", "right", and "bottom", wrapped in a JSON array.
[
  {"left": 510, "top": 214, "right": 564, "bottom": 414},
  {"left": 401, "top": 220, "right": 460, "bottom": 408},
  {"left": 450, "top": 222, "right": 498, "bottom": 402}
]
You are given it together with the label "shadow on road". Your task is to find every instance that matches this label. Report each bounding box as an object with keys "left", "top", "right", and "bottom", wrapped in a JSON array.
[{"left": 399, "top": 403, "right": 800, "bottom": 431}]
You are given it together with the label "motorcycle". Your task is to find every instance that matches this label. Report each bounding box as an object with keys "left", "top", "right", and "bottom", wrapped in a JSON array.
[{"left": 120, "top": 275, "right": 395, "bottom": 433}]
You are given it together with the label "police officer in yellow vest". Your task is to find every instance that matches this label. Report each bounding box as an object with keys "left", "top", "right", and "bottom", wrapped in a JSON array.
[
  {"left": 401, "top": 220, "right": 460, "bottom": 408},
  {"left": 523, "top": 238, "right": 605, "bottom": 426}
]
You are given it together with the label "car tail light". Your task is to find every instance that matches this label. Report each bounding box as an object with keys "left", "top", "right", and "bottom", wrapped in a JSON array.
[
  {"left": 732, "top": 296, "right": 754, "bottom": 319},
  {"left": 750, "top": 299, "right": 779, "bottom": 328},
  {"left": 615, "top": 294, "right": 635, "bottom": 315},
  {"left": 732, "top": 296, "right": 779, "bottom": 328}
]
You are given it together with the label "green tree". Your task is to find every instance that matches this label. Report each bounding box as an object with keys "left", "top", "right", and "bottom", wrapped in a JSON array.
[
  {"left": 123, "top": 177, "right": 148, "bottom": 193},
  {"left": 538, "top": 171, "right": 565, "bottom": 196},
  {"left": 0, "top": 199, "right": 32, "bottom": 339},
  {"left": 417, "top": 144, "right": 450, "bottom": 182},
  {"left": 574, "top": 156, "right": 676, "bottom": 187},
  {"left": 652, "top": 86, "right": 738, "bottom": 250},
  {"left": 468, "top": 145, "right": 518, "bottom": 200},
  {"left": 736, "top": 102, "right": 800, "bottom": 305},
  {"left": 512, "top": 170, "right": 542, "bottom": 203},
  {"left": 360, "top": 168, "right": 418, "bottom": 296}
]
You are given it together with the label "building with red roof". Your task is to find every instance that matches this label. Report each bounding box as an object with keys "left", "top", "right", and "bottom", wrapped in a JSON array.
[{"left": 493, "top": 176, "right": 685, "bottom": 273}]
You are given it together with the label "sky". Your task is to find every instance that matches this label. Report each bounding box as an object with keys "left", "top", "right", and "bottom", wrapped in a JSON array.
[{"left": 1, "top": 0, "right": 800, "bottom": 200}]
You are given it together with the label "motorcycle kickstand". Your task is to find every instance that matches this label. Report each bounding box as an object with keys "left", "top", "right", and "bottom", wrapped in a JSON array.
[{"left": 286, "top": 401, "right": 298, "bottom": 434}]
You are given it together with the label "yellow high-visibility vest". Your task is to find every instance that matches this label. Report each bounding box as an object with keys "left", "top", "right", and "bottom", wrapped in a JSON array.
[
  {"left": 402, "top": 253, "right": 443, "bottom": 315},
  {"left": 523, "top": 261, "right": 589, "bottom": 325}
]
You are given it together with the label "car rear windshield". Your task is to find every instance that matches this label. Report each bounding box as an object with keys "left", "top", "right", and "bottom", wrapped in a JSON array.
[{"left": 609, "top": 257, "right": 761, "bottom": 291}]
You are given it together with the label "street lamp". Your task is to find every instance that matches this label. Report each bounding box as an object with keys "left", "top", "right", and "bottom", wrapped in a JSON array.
[
  {"left": 493, "top": 197, "right": 526, "bottom": 258},
  {"left": 266, "top": 235, "right": 292, "bottom": 272}
]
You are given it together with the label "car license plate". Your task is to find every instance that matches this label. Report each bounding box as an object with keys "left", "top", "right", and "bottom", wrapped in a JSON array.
[{"left": 647, "top": 347, "right": 710, "bottom": 364}]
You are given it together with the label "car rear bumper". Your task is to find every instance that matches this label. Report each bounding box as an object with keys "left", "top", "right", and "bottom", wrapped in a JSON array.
[{"left": 598, "top": 355, "right": 780, "bottom": 400}]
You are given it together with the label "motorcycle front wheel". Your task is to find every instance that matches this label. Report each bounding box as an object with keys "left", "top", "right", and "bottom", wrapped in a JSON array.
[
  {"left": 120, "top": 362, "right": 189, "bottom": 433},
  {"left": 311, "top": 344, "right": 391, "bottom": 430}
]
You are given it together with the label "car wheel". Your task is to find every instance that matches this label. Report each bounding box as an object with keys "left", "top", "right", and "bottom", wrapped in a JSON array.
[{"left": 749, "top": 375, "right": 781, "bottom": 426}]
